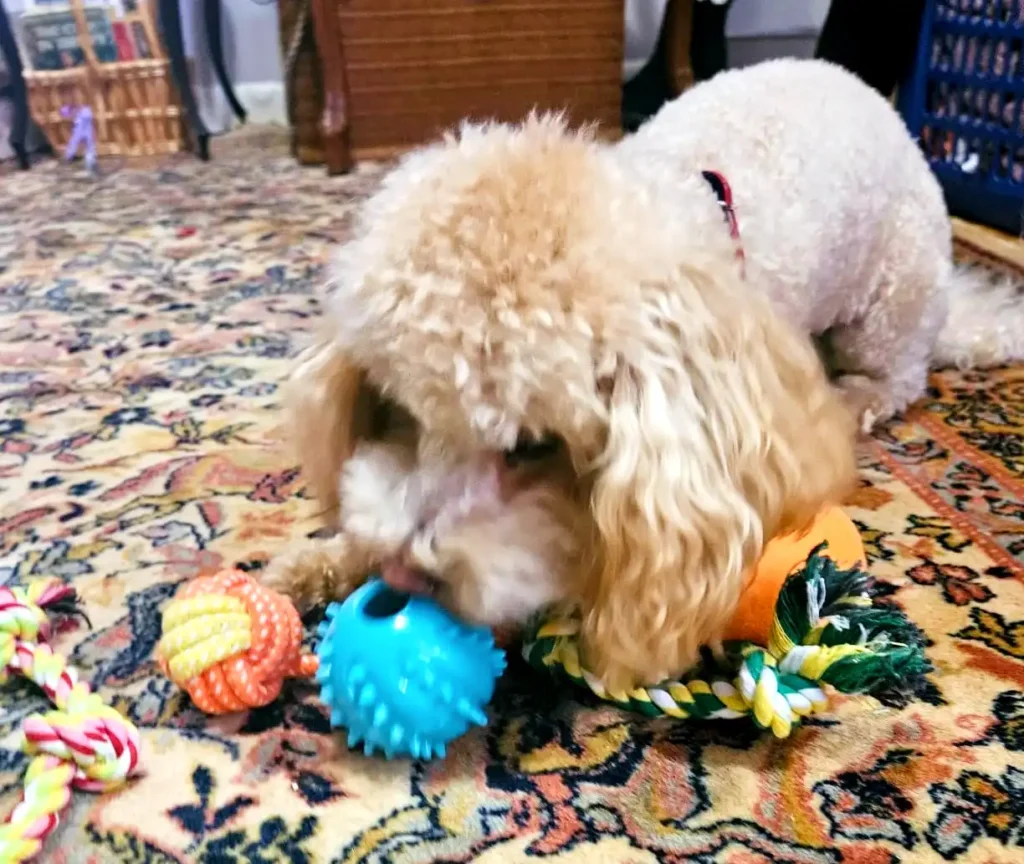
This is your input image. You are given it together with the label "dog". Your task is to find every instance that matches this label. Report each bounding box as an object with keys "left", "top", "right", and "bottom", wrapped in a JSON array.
[{"left": 260, "top": 59, "right": 1023, "bottom": 691}]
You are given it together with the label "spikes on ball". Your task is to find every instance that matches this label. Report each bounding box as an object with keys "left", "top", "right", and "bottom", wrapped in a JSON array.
[
  {"left": 316, "top": 580, "right": 504, "bottom": 760},
  {"left": 390, "top": 724, "right": 405, "bottom": 749}
]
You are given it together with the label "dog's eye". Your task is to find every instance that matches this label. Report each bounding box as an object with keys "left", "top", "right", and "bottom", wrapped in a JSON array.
[{"left": 504, "top": 432, "right": 561, "bottom": 466}]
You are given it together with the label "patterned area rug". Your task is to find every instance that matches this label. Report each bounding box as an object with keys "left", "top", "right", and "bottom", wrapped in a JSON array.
[{"left": 1, "top": 156, "right": 1023, "bottom": 864}]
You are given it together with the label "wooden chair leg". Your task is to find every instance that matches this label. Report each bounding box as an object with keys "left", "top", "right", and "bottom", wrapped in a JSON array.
[
  {"left": 311, "top": 0, "right": 353, "bottom": 175},
  {"left": 689, "top": 0, "right": 732, "bottom": 84},
  {"left": 156, "top": 0, "right": 211, "bottom": 160},
  {"left": 664, "top": 0, "right": 695, "bottom": 96},
  {"left": 0, "top": 0, "right": 31, "bottom": 169},
  {"left": 203, "top": 0, "right": 247, "bottom": 124},
  {"left": 815, "top": 0, "right": 926, "bottom": 98}
]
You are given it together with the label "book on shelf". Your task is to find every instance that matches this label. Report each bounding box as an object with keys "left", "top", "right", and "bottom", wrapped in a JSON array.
[
  {"left": 111, "top": 20, "right": 136, "bottom": 61},
  {"left": 130, "top": 19, "right": 151, "bottom": 60},
  {"left": 17, "top": 4, "right": 119, "bottom": 72}
]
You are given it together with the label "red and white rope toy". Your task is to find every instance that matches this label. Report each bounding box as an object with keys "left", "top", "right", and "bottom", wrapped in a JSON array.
[{"left": 0, "top": 579, "right": 141, "bottom": 862}]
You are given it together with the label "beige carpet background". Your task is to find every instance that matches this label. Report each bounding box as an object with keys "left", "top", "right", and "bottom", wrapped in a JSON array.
[{"left": 0, "top": 155, "right": 1022, "bottom": 862}]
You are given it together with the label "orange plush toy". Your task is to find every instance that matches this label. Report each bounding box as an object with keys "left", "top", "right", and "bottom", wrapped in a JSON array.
[
  {"left": 523, "top": 507, "right": 926, "bottom": 738},
  {"left": 726, "top": 506, "right": 866, "bottom": 645}
]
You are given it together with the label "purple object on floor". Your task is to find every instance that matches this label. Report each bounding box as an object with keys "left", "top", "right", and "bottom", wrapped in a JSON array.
[{"left": 61, "top": 105, "right": 97, "bottom": 174}]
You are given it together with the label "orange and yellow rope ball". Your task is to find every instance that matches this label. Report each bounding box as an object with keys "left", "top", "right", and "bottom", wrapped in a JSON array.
[{"left": 156, "top": 569, "right": 319, "bottom": 714}]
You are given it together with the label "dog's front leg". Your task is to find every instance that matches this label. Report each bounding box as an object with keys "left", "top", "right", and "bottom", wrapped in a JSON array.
[{"left": 259, "top": 532, "right": 375, "bottom": 612}]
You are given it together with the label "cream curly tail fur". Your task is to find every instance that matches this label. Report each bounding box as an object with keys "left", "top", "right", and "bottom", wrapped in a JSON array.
[{"left": 934, "top": 267, "right": 1024, "bottom": 369}]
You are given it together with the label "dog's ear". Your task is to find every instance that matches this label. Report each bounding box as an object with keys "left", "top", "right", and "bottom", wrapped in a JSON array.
[
  {"left": 284, "top": 335, "right": 374, "bottom": 522},
  {"left": 579, "top": 265, "right": 856, "bottom": 691}
]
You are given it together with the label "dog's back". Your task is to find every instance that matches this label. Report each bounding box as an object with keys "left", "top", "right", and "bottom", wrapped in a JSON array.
[{"left": 617, "top": 59, "right": 951, "bottom": 333}]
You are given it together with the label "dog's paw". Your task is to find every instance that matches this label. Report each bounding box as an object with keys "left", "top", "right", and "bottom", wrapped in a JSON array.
[
  {"left": 257, "top": 549, "right": 322, "bottom": 612},
  {"left": 834, "top": 374, "right": 897, "bottom": 435},
  {"left": 259, "top": 536, "right": 369, "bottom": 612}
]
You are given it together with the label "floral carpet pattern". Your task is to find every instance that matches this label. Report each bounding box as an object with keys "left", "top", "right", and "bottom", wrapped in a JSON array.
[{"left": 0, "top": 155, "right": 1023, "bottom": 864}]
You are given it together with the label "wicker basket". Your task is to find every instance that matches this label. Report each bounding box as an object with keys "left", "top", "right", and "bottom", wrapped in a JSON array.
[
  {"left": 23, "top": 0, "right": 184, "bottom": 158},
  {"left": 336, "top": 0, "right": 624, "bottom": 159}
]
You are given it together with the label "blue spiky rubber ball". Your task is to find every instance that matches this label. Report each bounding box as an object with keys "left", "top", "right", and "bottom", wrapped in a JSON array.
[{"left": 315, "top": 578, "right": 506, "bottom": 760}]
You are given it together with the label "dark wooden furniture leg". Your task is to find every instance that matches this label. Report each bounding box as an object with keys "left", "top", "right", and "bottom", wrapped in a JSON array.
[
  {"left": 690, "top": 0, "right": 733, "bottom": 83},
  {"left": 203, "top": 0, "right": 246, "bottom": 124},
  {"left": 664, "top": 0, "right": 694, "bottom": 96},
  {"left": 311, "top": 0, "right": 353, "bottom": 174},
  {"left": 623, "top": 0, "right": 697, "bottom": 132},
  {"left": 0, "top": 0, "right": 30, "bottom": 169},
  {"left": 816, "top": 0, "right": 926, "bottom": 98},
  {"left": 157, "top": 0, "right": 210, "bottom": 160}
]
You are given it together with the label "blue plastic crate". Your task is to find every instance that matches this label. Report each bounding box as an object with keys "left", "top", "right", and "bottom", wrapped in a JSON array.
[{"left": 899, "top": 0, "right": 1024, "bottom": 234}]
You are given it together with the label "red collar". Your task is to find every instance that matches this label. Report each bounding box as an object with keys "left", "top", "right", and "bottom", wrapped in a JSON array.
[{"left": 701, "top": 170, "right": 745, "bottom": 274}]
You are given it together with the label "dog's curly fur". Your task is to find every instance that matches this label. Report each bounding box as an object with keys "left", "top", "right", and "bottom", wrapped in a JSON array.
[{"left": 261, "top": 59, "right": 1024, "bottom": 690}]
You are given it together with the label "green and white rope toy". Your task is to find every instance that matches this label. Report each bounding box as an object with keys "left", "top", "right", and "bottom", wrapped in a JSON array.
[{"left": 522, "top": 546, "right": 928, "bottom": 738}]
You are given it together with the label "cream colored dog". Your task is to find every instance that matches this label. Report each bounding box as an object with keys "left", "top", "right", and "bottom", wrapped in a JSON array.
[{"left": 261, "top": 59, "right": 1023, "bottom": 691}]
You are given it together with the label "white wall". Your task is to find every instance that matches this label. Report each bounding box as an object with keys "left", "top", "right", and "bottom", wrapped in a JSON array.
[
  {"left": 178, "top": 0, "right": 285, "bottom": 131},
  {"left": 178, "top": 0, "right": 283, "bottom": 88},
  {"left": 727, "top": 0, "right": 831, "bottom": 37}
]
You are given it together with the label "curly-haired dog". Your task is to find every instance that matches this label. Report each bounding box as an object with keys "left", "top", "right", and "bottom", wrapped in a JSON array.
[{"left": 261, "top": 59, "right": 1024, "bottom": 691}]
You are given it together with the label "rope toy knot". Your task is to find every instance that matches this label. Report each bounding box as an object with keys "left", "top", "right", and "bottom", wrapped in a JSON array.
[
  {"left": 0, "top": 580, "right": 66, "bottom": 669},
  {"left": 21, "top": 682, "right": 139, "bottom": 792},
  {"left": 156, "top": 569, "right": 318, "bottom": 715},
  {"left": 732, "top": 647, "right": 826, "bottom": 738},
  {"left": 0, "top": 579, "right": 141, "bottom": 863}
]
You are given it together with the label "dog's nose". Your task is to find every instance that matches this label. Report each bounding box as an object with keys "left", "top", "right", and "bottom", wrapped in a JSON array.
[{"left": 380, "top": 558, "right": 436, "bottom": 596}]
